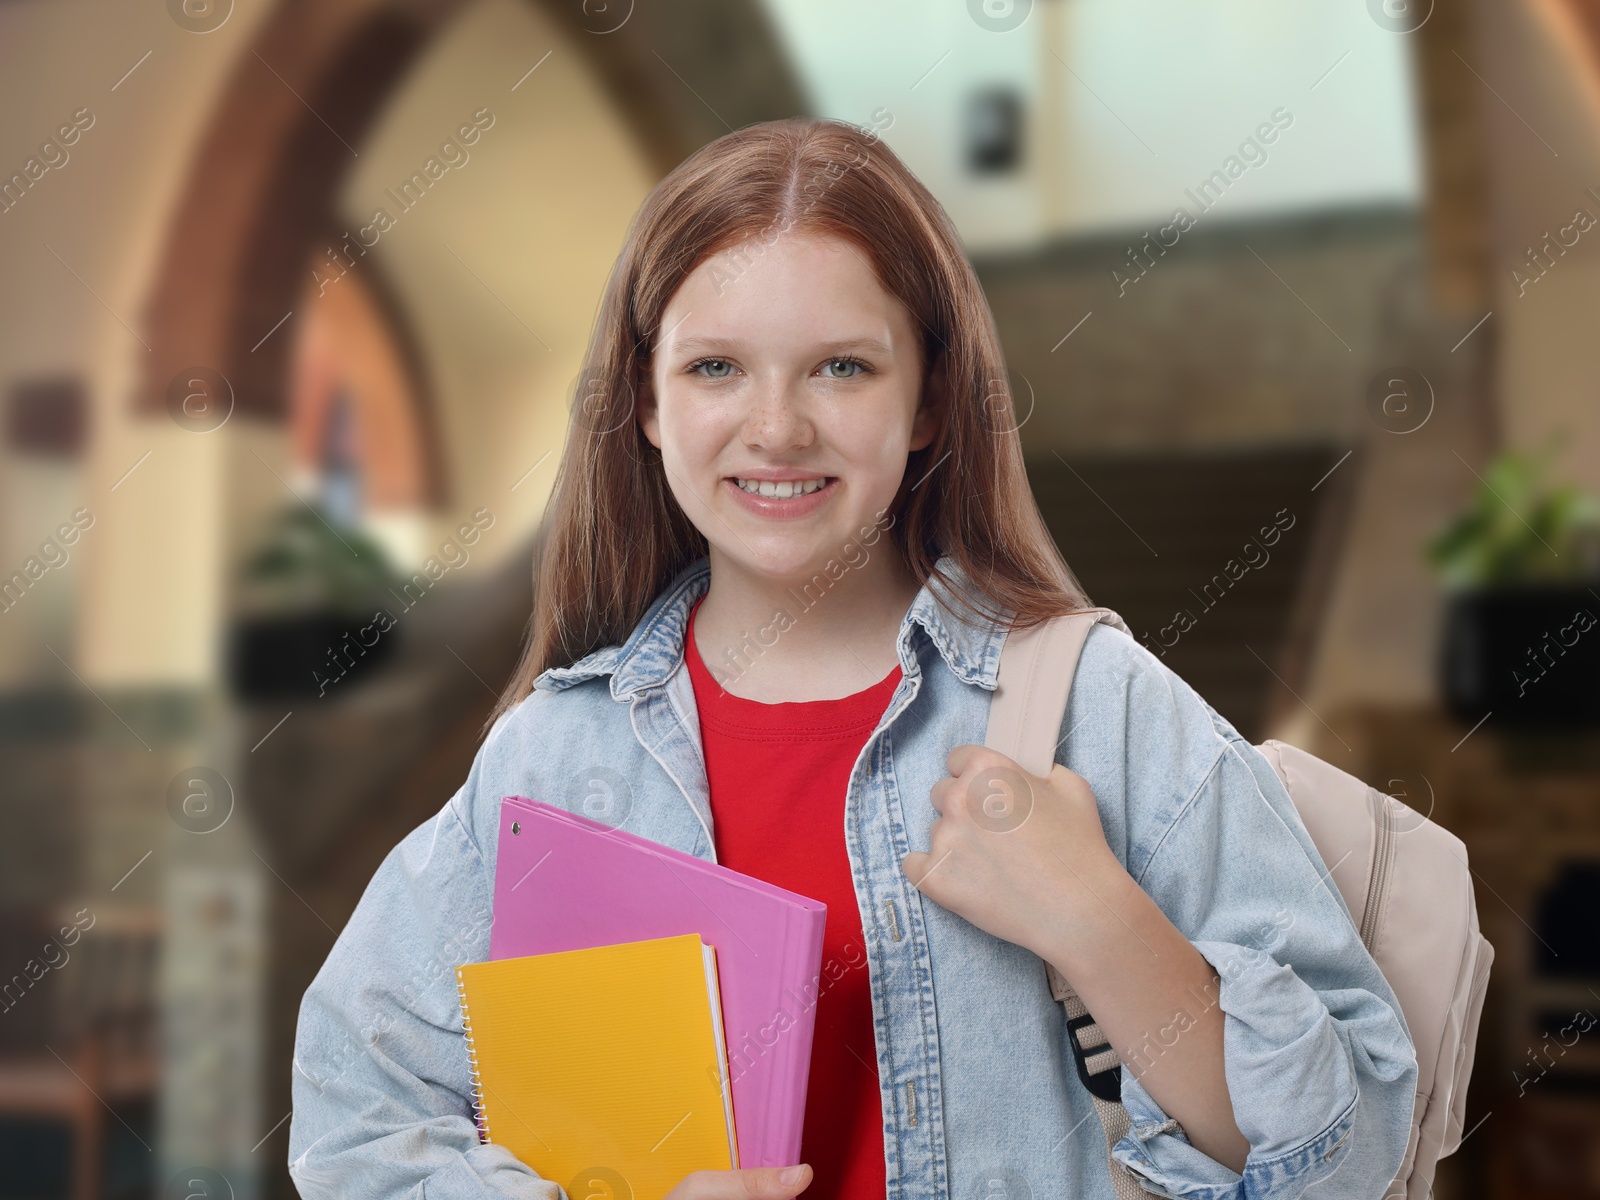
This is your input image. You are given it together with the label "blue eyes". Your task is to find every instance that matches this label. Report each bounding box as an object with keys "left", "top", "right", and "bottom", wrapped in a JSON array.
[
  {"left": 686, "top": 356, "right": 870, "bottom": 380},
  {"left": 822, "top": 357, "right": 869, "bottom": 379}
]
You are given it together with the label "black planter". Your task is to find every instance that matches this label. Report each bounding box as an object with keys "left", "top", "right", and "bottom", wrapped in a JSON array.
[
  {"left": 1533, "top": 859, "right": 1600, "bottom": 978},
  {"left": 227, "top": 610, "right": 399, "bottom": 702},
  {"left": 1440, "top": 583, "right": 1600, "bottom": 727}
]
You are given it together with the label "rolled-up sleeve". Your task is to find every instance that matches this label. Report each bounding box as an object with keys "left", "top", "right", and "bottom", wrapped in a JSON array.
[{"left": 1101, "top": 729, "right": 1418, "bottom": 1198}]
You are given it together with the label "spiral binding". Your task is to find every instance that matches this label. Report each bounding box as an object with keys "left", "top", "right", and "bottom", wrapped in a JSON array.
[{"left": 457, "top": 967, "right": 492, "bottom": 1144}]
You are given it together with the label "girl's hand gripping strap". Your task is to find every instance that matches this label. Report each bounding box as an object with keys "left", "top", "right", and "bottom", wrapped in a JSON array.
[{"left": 984, "top": 607, "right": 1153, "bottom": 1200}]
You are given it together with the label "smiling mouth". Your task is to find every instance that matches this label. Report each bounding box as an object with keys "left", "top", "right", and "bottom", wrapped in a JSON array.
[{"left": 731, "top": 477, "right": 831, "bottom": 499}]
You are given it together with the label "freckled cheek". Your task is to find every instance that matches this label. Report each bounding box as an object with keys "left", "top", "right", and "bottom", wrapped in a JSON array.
[{"left": 656, "top": 393, "right": 744, "bottom": 478}]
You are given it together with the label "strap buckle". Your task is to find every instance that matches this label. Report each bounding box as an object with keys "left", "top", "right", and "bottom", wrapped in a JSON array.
[{"left": 1065, "top": 1009, "right": 1123, "bottom": 1103}]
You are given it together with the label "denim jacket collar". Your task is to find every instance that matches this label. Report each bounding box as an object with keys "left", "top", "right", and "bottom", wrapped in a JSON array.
[{"left": 532, "top": 555, "right": 1008, "bottom": 702}]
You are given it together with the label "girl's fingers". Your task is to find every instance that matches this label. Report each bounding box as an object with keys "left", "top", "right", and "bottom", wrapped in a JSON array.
[
  {"left": 946, "top": 742, "right": 1007, "bottom": 778},
  {"left": 665, "top": 1165, "right": 814, "bottom": 1200},
  {"left": 946, "top": 744, "right": 1044, "bottom": 799}
]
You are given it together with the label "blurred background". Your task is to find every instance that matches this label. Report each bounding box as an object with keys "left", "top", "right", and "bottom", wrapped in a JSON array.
[{"left": 1, "top": 0, "right": 1599, "bottom": 1196}]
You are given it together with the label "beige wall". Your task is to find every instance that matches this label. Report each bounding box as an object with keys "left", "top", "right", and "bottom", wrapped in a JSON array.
[
  {"left": 1477, "top": 0, "right": 1600, "bottom": 490},
  {"left": 335, "top": 0, "right": 657, "bottom": 573},
  {"left": 0, "top": 0, "right": 274, "bottom": 688}
]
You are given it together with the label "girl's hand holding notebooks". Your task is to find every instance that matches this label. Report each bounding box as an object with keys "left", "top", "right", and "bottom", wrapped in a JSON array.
[{"left": 661, "top": 1164, "right": 814, "bottom": 1200}]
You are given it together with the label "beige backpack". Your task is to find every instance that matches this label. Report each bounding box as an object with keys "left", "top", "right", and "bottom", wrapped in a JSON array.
[{"left": 984, "top": 609, "right": 1494, "bottom": 1200}]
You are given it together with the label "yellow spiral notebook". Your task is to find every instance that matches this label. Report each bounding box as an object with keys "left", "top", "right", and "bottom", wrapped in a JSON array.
[{"left": 456, "top": 932, "right": 738, "bottom": 1200}]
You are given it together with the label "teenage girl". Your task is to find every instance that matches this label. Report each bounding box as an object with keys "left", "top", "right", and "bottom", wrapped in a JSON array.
[{"left": 289, "top": 117, "right": 1417, "bottom": 1200}]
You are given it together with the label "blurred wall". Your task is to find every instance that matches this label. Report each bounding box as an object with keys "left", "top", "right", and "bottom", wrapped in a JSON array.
[
  {"left": 762, "top": 0, "right": 1421, "bottom": 250},
  {"left": 1477, "top": 0, "right": 1600, "bottom": 490},
  {"left": 0, "top": 0, "right": 274, "bottom": 690},
  {"left": 332, "top": 0, "right": 658, "bottom": 572}
]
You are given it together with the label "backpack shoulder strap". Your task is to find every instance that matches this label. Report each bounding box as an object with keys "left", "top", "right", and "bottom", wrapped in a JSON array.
[
  {"left": 984, "top": 606, "right": 1151, "bottom": 1198},
  {"left": 985, "top": 607, "right": 1130, "bottom": 775}
]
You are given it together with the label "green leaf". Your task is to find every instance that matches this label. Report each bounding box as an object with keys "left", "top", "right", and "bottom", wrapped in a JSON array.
[{"left": 1426, "top": 443, "right": 1600, "bottom": 585}]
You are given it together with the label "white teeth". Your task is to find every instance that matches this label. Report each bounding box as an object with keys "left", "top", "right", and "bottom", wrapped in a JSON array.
[{"left": 734, "top": 477, "right": 827, "bottom": 498}]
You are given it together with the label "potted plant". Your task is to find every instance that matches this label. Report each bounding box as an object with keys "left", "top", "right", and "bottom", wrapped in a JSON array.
[
  {"left": 226, "top": 504, "right": 403, "bottom": 702},
  {"left": 1428, "top": 444, "right": 1600, "bottom": 726}
]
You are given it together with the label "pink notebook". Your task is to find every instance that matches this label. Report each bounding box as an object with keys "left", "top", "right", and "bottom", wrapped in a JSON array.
[{"left": 490, "top": 795, "right": 828, "bottom": 1169}]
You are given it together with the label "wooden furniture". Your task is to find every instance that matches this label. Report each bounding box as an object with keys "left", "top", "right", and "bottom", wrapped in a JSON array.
[
  {"left": 0, "top": 908, "right": 161, "bottom": 1200},
  {"left": 1302, "top": 707, "right": 1600, "bottom": 1200}
]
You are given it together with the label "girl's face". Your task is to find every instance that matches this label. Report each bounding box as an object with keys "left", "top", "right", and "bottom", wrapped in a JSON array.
[{"left": 640, "top": 231, "right": 939, "bottom": 585}]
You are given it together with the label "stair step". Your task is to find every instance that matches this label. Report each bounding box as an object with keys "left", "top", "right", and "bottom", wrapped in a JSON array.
[{"left": 1030, "top": 447, "right": 1341, "bottom": 740}]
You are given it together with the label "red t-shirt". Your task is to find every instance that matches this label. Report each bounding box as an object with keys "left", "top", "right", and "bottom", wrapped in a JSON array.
[{"left": 685, "top": 597, "right": 901, "bottom": 1200}]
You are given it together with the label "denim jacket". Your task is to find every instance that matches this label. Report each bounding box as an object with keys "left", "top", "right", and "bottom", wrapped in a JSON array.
[{"left": 288, "top": 556, "right": 1418, "bottom": 1200}]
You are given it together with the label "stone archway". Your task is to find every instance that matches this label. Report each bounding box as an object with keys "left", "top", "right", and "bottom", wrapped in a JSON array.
[
  {"left": 140, "top": 0, "right": 461, "bottom": 425},
  {"left": 137, "top": 0, "right": 807, "bottom": 428}
]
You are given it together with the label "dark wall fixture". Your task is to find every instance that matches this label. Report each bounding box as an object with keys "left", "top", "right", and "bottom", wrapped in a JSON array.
[
  {"left": 965, "top": 87, "right": 1024, "bottom": 174},
  {"left": 6, "top": 377, "right": 87, "bottom": 458}
]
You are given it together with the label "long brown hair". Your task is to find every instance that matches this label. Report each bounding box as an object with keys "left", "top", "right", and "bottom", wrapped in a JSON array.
[{"left": 491, "top": 117, "right": 1088, "bottom": 723}]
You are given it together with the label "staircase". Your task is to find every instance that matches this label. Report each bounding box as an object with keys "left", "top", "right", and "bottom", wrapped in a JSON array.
[{"left": 1030, "top": 445, "right": 1351, "bottom": 741}]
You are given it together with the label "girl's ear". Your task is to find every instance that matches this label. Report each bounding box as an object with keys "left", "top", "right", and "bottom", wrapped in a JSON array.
[
  {"left": 637, "top": 371, "right": 663, "bottom": 449},
  {"left": 910, "top": 351, "right": 945, "bottom": 452}
]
